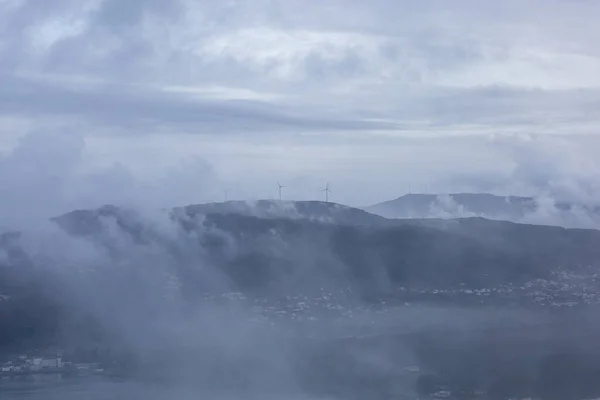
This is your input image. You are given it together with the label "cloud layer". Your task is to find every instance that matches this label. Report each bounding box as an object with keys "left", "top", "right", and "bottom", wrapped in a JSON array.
[{"left": 1, "top": 0, "right": 599, "bottom": 209}]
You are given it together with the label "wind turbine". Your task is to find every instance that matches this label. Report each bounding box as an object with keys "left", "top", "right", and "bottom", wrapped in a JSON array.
[
  {"left": 277, "top": 182, "right": 285, "bottom": 201},
  {"left": 322, "top": 182, "right": 332, "bottom": 203},
  {"left": 223, "top": 189, "right": 230, "bottom": 202}
]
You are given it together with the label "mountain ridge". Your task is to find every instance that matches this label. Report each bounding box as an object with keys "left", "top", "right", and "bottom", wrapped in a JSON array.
[{"left": 2, "top": 199, "right": 600, "bottom": 352}]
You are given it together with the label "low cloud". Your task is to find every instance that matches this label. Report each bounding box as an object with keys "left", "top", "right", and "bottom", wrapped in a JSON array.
[{"left": 0, "top": 130, "right": 220, "bottom": 228}]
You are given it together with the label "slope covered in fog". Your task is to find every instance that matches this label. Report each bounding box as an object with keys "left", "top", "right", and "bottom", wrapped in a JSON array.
[
  {"left": 0, "top": 204, "right": 598, "bottom": 314},
  {"left": 3, "top": 200, "right": 600, "bottom": 398},
  {"left": 51, "top": 200, "right": 600, "bottom": 292},
  {"left": 1, "top": 200, "right": 600, "bottom": 356},
  {"left": 179, "top": 200, "right": 391, "bottom": 226}
]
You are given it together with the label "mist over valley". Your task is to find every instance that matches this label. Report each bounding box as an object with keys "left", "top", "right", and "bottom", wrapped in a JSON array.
[
  {"left": 2, "top": 0, "right": 600, "bottom": 398},
  {"left": 2, "top": 199, "right": 600, "bottom": 399}
]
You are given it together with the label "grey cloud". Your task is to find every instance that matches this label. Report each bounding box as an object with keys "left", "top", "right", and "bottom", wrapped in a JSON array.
[
  {"left": 0, "top": 129, "right": 85, "bottom": 225},
  {"left": 4, "top": 69, "right": 598, "bottom": 138},
  {"left": 443, "top": 134, "right": 600, "bottom": 204},
  {"left": 1, "top": 0, "right": 599, "bottom": 207},
  {"left": 93, "top": 0, "right": 180, "bottom": 28},
  {"left": 0, "top": 130, "right": 220, "bottom": 228},
  {"left": 2, "top": 0, "right": 594, "bottom": 88},
  {"left": 0, "top": 72, "right": 401, "bottom": 133}
]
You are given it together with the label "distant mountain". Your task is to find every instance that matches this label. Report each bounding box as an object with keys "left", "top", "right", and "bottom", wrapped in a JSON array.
[
  {"left": 51, "top": 201, "right": 389, "bottom": 238},
  {"left": 366, "top": 193, "right": 600, "bottom": 227},
  {"left": 22, "top": 200, "right": 600, "bottom": 295},
  {"left": 366, "top": 193, "right": 535, "bottom": 218},
  {"left": 15, "top": 200, "right": 600, "bottom": 293}
]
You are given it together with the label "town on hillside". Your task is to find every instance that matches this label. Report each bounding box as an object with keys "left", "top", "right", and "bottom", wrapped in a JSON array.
[{"left": 1, "top": 352, "right": 102, "bottom": 377}]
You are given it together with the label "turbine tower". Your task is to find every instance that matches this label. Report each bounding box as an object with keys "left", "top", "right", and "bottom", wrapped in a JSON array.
[
  {"left": 277, "top": 182, "right": 285, "bottom": 201},
  {"left": 322, "top": 182, "right": 332, "bottom": 203},
  {"left": 223, "top": 189, "right": 230, "bottom": 202}
]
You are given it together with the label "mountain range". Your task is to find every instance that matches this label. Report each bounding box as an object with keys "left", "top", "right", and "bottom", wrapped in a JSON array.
[
  {"left": 51, "top": 201, "right": 600, "bottom": 290},
  {"left": 1, "top": 198, "right": 600, "bottom": 347}
]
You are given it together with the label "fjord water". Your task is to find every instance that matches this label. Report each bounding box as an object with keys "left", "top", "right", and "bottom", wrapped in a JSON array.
[
  {"left": 0, "top": 378, "right": 328, "bottom": 400},
  {"left": 0, "top": 303, "right": 560, "bottom": 400},
  {"left": 0, "top": 379, "right": 319, "bottom": 400},
  {"left": 1, "top": 302, "right": 424, "bottom": 399}
]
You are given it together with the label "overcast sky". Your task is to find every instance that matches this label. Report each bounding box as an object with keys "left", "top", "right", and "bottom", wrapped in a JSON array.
[{"left": 1, "top": 0, "right": 600, "bottom": 222}]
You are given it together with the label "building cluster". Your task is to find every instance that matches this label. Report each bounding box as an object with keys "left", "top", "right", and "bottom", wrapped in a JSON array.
[{"left": 1, "top": 354, "right": 69, "bottom": 375}]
